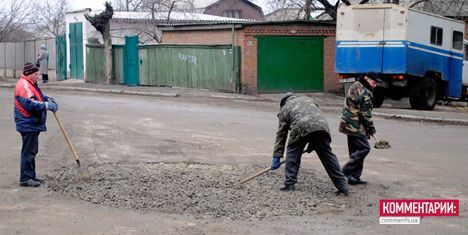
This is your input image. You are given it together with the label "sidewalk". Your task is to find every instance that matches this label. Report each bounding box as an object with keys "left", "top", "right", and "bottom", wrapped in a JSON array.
[{"left": 1, "top": 78, "right": 467, "bottom": 126}]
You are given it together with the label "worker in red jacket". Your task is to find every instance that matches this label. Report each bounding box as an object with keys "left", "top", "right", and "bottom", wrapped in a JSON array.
[{"left": 14, "top": 62, "right": 58, "bottom": 187}]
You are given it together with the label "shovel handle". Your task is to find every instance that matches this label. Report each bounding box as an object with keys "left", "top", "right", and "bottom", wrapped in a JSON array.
[
  {"left": 52, "top": 111, "right": 80, "bottom": 162},
  {"left": 239, "top": 159, "right": 286, "bottom": 186},
  {"left": 371, "top": 134, "right": 379, "bottom": 142}
]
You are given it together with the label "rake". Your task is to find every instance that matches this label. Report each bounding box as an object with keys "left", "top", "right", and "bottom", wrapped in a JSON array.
[{"left": 52, "top": 111, "right": 90, "bottom": 181}]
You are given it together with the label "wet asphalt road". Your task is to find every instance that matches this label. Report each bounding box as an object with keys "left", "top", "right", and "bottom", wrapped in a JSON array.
[{"left": 1, "top": 88, "right": 467, "bottom": 234}]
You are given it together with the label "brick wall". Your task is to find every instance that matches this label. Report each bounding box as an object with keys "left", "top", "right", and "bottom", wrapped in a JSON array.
[
  {"left": 465, "top": 20, "right": 468, "bottom": 39},
  {"left": 241, "top": 24, "right": 337, "bottom": 94},
  {"left": 161, "top": 23, "right": 339, "bottom": 94},
  {"left": 323, "top": 36, "right": 340, "bottom": 93},
  {"left": 162, "top": 29, "right": 241, "bottom": 45}
]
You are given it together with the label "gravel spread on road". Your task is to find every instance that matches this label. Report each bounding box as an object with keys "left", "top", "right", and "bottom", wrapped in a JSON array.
[{"left": 46, "top": 162, "right": 351, "bottom": 219}]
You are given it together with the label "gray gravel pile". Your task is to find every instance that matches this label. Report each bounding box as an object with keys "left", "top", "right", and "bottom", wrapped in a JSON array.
[{"left": 46, "top": 163, "right": 350, "bottom": 219}]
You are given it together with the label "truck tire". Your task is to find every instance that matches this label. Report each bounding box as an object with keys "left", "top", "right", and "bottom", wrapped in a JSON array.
[
  {"left": 409, "top": 95, "right": 421, "bottom": 109},
  {"left": 373, "top": 87, "right": 385, "bottom": 108},
  {"left": 409, "top": 78, "right": 437, "bottom": 110}
]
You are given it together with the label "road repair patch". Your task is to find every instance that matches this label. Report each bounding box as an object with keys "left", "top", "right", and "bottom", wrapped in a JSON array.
[{"left": 45, "top": 162, "right": 352, "bottom": 219}]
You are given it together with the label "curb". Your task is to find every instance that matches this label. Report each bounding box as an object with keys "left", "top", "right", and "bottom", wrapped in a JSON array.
[
  {"left": 373, "top": 112, "right": 468, "bottom": 126},
  {"left": 0, "top": 84, "right": 14, "bottom": 88},
  {"left": 2, "top": 83, "right": 467, "bottom": 126},
  {"left": 209, "top": 94, "right": 270, "bottom": 102},
  {"left": 1, "top": 84, "right": 179, "bottom": 98},
  {"left": 46, "top": 86, "right": 180, "bottom": 97}
]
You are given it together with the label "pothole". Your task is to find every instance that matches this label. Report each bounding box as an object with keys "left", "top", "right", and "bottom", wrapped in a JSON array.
[{"left": 45, "top": 162, "right": 351, "bottom": 219}]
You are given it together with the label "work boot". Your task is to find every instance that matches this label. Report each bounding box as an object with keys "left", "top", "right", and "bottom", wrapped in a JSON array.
[
  {"left": 19, "top": 179, "right": 41, "bottom": 187},
  {"left": 345, "top": 175, "right": 358, "bottom": 185},
  {"left": 280, "top": 185, "right": 295, "bottom": 191},
  {"left": 335, "top": 189, "right": 349, "bottom": 196},
  {"left": 355, "top": 177, "right": 367, "bottom": 185},
  {"left": 33, "top": 178, "right": 45, "bottom": 184}
]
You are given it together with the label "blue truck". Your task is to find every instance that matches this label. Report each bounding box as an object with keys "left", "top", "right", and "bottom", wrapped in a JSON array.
[{"left": 335, "top": 4, "right": 468, "bottom": 110}]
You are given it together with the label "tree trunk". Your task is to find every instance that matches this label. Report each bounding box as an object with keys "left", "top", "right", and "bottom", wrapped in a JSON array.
[
  {"left": 303, "top": 0, "right": 312, "bottom": 20},
  {"left": 103, "top": 24, "right": 113, "bottom": 84}
]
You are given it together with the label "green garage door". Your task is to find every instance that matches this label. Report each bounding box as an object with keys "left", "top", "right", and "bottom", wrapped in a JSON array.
[{"left": 257, "top": 36, "right": 324, "bottom": 93}]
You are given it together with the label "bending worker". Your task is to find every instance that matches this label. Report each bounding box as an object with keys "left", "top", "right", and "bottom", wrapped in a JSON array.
[{"left": 271, "top": 93, "right": 349, "bottom": 195}]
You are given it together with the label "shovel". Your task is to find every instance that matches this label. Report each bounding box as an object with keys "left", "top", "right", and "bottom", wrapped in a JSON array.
[
  {"left": 238, "top": 159, "right": 286, "bottom": 186},
  {"left": 371, "top": 134, "right": 391, "bottom": 149},
  {"left": 52, "top": 111, "right": 90, "bottom": 181}
]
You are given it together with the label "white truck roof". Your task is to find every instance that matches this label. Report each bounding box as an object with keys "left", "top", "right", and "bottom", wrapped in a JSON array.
[{"left": 337, "top": 4, "right": 465, "bottom": 42}]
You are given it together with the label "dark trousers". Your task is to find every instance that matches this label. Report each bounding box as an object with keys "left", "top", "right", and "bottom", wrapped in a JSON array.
[
  {"left": 284, "top": 131, "right": 348, "bottom": 192},
  {"left": 342, "top": 135, "right": 371, "bottom": 179},
  {"left": 42, "top": 74, "right": 48, "bottom": 82},
  {"left": 20, "top": 132, "right": 40, "bottom": 182}
]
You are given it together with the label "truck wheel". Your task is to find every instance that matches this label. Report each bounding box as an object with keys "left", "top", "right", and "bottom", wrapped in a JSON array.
[
  {"left": 409, "top": 95, "right": 421, "bottom": 109},
  {"left": 410, "top": 78, "right": 437, "bottom": 110},
  {"left": 373, "top": 87, "right": 385, "bottom": 108}
]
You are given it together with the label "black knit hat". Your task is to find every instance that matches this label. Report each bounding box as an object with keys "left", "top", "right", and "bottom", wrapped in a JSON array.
[
  {"left": 280, "top": 92, "right": 295, "bottom": 108},
  {"left": 365, "top": 71, "right": 383, "bottom": 83},
  {"left": 23, "top": 62, "right": 39, "bottom": 76}
]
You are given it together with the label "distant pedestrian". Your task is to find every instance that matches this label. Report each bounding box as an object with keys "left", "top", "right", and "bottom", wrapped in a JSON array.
[
  {"left": 37, "top": 44, "right": 49, "bottom": 83},
  {"left": 339, "top": 72, "right": 382, "bottom": 185},
  {"left": 14, "top": 62, "right": 58, "bottom": 187},
  {"left": 271, "top": 93, "right": 349, "bottom": 195}
]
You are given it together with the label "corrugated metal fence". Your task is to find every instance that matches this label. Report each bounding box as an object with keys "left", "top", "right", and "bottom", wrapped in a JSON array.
[
  {"left": 0, "top": 38, "right": 56, "bottom": 78},
  {"left": 86, "top": 44, "right": 240, "bottom": 92},
  {"left": 139, "top": 45, "right": 240, "bottom": 92},
  {"left": 86, "top": 44, "right": 124, "bottom": 84}
]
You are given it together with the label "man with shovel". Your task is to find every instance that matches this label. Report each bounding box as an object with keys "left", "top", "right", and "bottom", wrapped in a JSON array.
[
  {"left": 271, "top": 93, "right": 349, "bottom": 195},
  {"left": 14, "top": 62, "right": 58, "bottom": 187},
  {"left": 339, "top": 72, "right": 382, "bottom": 185}
]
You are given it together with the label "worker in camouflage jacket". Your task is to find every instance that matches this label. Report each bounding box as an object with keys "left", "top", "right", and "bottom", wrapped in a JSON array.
[
  {"left": 271, "top": 93, "right": 349, "bottom": 195},
  {"left": 339, "top": 72, "right": 382, "bottom": 185}
]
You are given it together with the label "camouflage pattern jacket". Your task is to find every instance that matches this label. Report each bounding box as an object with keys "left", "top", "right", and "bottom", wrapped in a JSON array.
[
  {"left": 339, "top": 81, "right": 376, "bottom": 138},
  {"left": 273, "top": 96, "right": 330, "bottom": 158}
]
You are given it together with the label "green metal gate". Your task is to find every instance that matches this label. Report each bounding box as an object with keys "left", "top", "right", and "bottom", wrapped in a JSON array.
[
  {"left": 257, "top": 36, "right": 324, "bottom": 93},
  {"left": 69, "top": 22, "right": 84, "bottom": 79},
  {"left": 123, "top": 36, "right": 139, "bottom": 86},
  {"left": 139, "top": 45, "right": 239, "bottom": 92},
  {"left": 55, "top": 35, "right": 67, "bottom": 81},
  {"left": 85, "top": 45, "right": 124, "bottom": 84}
]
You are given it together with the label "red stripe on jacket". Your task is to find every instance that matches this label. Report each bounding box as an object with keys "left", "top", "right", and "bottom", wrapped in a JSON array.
[{"left": 14, "top": 75, "right": 44, "bottom": 117}]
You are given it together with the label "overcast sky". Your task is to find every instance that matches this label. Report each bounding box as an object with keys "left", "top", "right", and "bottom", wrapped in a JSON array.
[{"left": 68, "top": 0, "right": 271, "bottom": 13}]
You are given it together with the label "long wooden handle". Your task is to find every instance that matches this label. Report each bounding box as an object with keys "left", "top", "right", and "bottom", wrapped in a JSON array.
[
  {"left": 53, "top": 112, "right": 80, "bottom": 161},
  {"left": 239, "top": 159, "right": 286, "bottom": 185},
  {"left": 371, "top": 134, "right": 379, "bottom": 142}
]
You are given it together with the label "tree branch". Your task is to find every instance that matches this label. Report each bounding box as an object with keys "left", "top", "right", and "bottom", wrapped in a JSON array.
[{"left": 409, "top": 0, "right": 429, "bottom": 8}]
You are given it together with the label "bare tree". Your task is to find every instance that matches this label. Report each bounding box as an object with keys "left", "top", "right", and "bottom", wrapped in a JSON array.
[
  {"left": 32, "top": 0, "right": 68, "bottom": 37},
  {"left": 136, "top": 0, "right": 194, "bottom": 42},
  {"left": 415, "top": 0, "right": 467, "bottom": 18},
  {"left": 266, "top": 0, "right": 466, "bottom": 21},
  {"left": 85, "top": 2, "right": 114, "bottom": 84},
  {"left": 0, "top": 1, "right": 36, "bottom": 41},
  {"left": 111, "top": 0, "right": 145, "bottom": 11}
]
